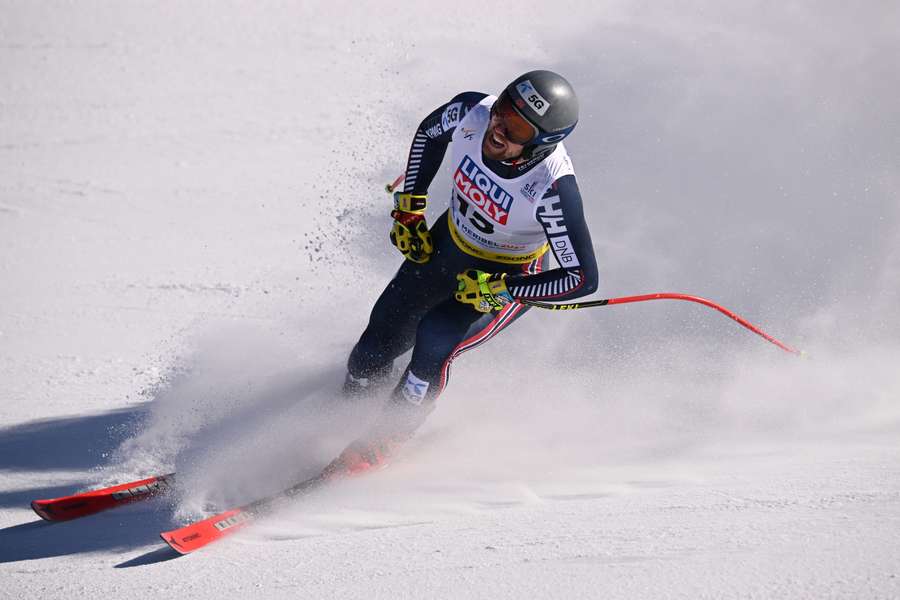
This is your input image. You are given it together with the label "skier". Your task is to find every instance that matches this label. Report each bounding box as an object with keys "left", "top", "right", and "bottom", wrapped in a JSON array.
[{"left": 326, "top": 70, "right": 599, "bottom": 476}]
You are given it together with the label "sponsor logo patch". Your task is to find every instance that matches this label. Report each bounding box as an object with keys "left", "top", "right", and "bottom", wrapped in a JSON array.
[
  {"left": 441, "top": 102, "right": 463, "bottom": 131},
  {"left": 520, "top": 180, "right": 539, "bottom": 202},
  {"left": 536, "top": 198, "right": 567, "bottom": 235},
  {"left": 213, "top": 511, "right": 251, "bottom": 532},
  {"left": 111, "top": 475, "right": 173, "bottom": 501},
  {"left": 516, "top": 80, "right": 550, "bottom": 116},
  {"left": 401, "top": 371, "right": 429, "bottom": 405},
  {"left": 453, "top": 156, "right": 514, "bottom": 225},
  {"left": 112, "top": 483, "right": 155, "bottom": 501},
  {"left": 550, "top": 235, "right": 580, "bottom": 267},
  {"left": 537, "top": 198, "right": 580, "bottom": 267}
]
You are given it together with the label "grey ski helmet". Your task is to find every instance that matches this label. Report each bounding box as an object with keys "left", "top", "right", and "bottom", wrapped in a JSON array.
[{"left": 495, "top": 70, "right": 579, "bottom": 155}]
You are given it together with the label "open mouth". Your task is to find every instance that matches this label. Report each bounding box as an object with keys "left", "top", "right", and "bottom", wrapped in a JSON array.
[{"left": 487, "top": 129, "right": 506, "bottom": 151}]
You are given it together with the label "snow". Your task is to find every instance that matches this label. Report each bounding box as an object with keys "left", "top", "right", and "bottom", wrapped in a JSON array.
[{"left": 2, "top": 2, "right": 899, "bottom": 598}]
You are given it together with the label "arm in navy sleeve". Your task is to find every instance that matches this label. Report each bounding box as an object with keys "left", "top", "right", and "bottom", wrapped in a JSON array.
[
  {"left": 505, "top": 174, "right": 599, "bottom": 301},
  {"left": 402, "top": 91, "right": 487, "bottom": 195}
]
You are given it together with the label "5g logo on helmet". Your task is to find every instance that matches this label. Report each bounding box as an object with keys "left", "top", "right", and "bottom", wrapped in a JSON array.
[{"left": 515, "top": 80, "right": 551, "bottom": 116}]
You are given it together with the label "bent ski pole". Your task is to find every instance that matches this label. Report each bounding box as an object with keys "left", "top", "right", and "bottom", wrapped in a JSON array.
[
  {"left": 382, "top": 172, "right": 799, "bottom": 356},
  {"left": 520, "top": 293, "right": 802, "bottom": 356}
]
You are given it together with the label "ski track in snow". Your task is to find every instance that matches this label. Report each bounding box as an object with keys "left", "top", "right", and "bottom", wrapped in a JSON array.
[{"left": 2, "top": 2, "right": 899, "bottom": 598}]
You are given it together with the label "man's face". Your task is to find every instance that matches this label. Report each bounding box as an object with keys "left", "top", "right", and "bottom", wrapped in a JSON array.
[{"left": 482, "top": 110, "right": 528, "bottom": 161}]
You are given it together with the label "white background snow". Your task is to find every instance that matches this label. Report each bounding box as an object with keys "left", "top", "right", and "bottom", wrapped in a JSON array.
[{"left": 1, "top": 1, "right": 899, "bottom": 598}]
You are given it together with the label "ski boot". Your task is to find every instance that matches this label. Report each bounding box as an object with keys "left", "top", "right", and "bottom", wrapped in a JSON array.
[{"left": 341, "top": 363, "right": 393, "bottom": 400}]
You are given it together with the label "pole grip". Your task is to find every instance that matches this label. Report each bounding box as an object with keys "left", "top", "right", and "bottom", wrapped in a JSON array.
[{"left": 385, "top": 173, "right": 405, "bottom": 194}]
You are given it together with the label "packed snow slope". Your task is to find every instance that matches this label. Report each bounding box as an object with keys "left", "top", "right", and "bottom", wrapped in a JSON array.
[{"left": 2, "top": 2, "right": 899, "bottom": 598}]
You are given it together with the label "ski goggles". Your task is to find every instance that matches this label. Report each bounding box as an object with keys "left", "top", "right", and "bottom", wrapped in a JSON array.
[{"left": 492, "top": 91, "right": 539, "bottom": 145}]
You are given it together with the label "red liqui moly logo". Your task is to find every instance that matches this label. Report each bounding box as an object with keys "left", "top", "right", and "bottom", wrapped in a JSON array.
[{"left": 454, "top": 156, "right": 513, "bottom": 224}]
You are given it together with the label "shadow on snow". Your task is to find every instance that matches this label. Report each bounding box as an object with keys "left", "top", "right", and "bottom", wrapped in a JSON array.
[
  {"left": 0, "top": 406, "right": 183, "bottom": 565},
  {"left": 0, "top": 499, "right": 179, "bottom": 564},
  {"left": 0, "top": 406, "right": 148, "bottom": 473}
]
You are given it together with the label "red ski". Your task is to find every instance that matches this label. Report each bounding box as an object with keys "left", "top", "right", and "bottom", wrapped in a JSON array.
[
  {"left": 161, "top": 437, "right": 398, "bottom": 554},
  {"left": 160, "top": 470, "right": 329, "bottom": 554},
  {"left": 160, "top": 507, "right": 255, "bottom": 554},
  {"left": 31, "top": 473, "right": 176, "bottom": 521}
]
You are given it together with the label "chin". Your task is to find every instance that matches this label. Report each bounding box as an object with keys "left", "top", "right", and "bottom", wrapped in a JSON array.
[{"left": 481, "top": 143, "right": 504, "bottom": 161}]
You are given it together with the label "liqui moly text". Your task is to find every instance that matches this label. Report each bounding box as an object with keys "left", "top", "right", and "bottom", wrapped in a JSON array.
[{"left": 454, "top": 156, "right": 514, "bottom": 225}]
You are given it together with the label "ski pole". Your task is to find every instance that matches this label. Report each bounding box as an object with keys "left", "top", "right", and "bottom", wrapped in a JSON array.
[
  {"left": 385, "top": 173, "right": 405, "bottom": 194},
  {"left": 382, "top": 173, "right": 799, "bottom": 356},
  {"left": 520, "top": 293, "right": 803, "bottom": 356}
]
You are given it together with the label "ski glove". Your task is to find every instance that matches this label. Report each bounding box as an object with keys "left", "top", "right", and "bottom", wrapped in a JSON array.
[
  {"left": 390, "top": 192, "right": 433, "bottom": 264},
  {"left": 455, "top": 270, "right": 515, "bottom": 313}
]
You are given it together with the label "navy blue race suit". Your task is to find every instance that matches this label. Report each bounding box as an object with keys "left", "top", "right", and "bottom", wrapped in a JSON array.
[{"left": 346, "top": 91, "right": 598, "bottom": 416}]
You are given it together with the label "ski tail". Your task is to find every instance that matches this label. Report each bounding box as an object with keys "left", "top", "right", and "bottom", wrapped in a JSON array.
[{"left": 31, "top": 473, "right": 176, "bottom": 522}]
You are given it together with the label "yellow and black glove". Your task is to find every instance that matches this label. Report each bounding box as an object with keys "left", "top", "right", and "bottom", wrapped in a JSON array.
[
  {"left": 389, "top": 192, "right": 433, "bottom": 264},
  {"left": 455, "top": 270, "right": 515, "bottom": 313}
]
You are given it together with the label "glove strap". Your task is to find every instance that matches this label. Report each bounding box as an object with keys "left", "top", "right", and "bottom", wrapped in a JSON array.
[
  {"left": 394, "top": 192, "right": 427, "bottom": 213},
  {"left": 477, "top": 273, "right": 513, "bottom": 308},
  {"left": 391, "top": 210, "right": 424, "bottom": 226}
]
